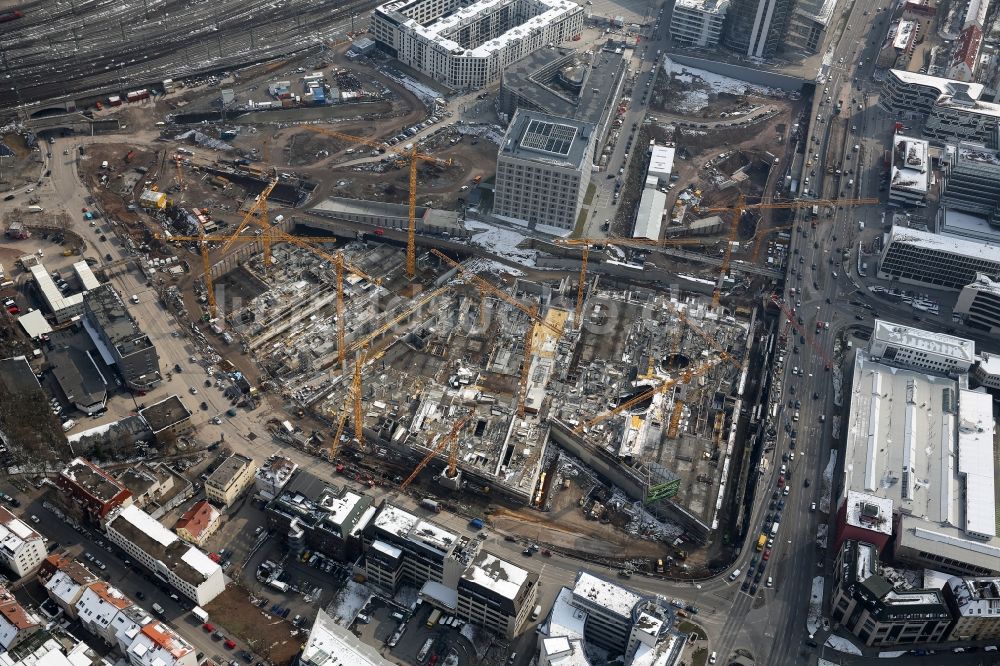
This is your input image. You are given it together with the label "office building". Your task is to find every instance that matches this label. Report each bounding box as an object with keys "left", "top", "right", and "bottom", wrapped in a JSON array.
[
  {"left": 57, "top": 457, "right": 134, "bottom": 524},
  {"left": 27, "top": 264, "right": 84, "bottom": 323},
  {"left": 47, "top": 345, "right": 108, "bottom": 416},
  {"left": 83, "top": 285, "right": 160, "bottom": 392},
  {"left": 878, "top": 225, "right": 1000, "bottom": 290},
  {"left": 0, "top": 588, "right": 41, "bottom": 650},
  {"left": 254, "top": 455, "right": 298, "bottom": 501},
  {"left": 299, "top": 609, "right": 390, "bottom": 666},
  {"left": 830, "top": 540, "right": 952, "bottom": 646},
  {"left": 174, "top": 501, "right": 221, "bottom": 547},
  {"left": 105, "top": 505, "right": 225, "bottom": 605},
  {"left": 669, "top": 0, "right": 728, "bottom": 48},
  {"left": 498, "top": 47, "right": 627, "bottom": 155},
  {"left": 372, "top": 0, "right": 584, "bottom": 90},
  {"left": 784, "top": 0, "right": 834, "bottom": 53},
  {"left": 494, "top": 110, "right": 595, "bottom": 231},
  {"left": 204, "top": 453, "right": 257, "bottom": 507},
  {"left": 538, "top": 574, "right": 686, "bottom": 665},
  {"left": 940, "top": 144, "right": 1000, "bottom": 227},
  {"left": 265, "top": 474, "right": 374, "bottom": 561},
  {"left": 457, "top": 550, "right": 538, "bottom": 638},
  {"left": 867, "top": 319, "right": 976, "bottom": 374},
  {"left": 361, "top": 502, "right": 537, "bottom": 638},
  {"left": 721, "top": 0, "right": 795, "bottom": 59},
  {"left": 944, "top": 577, "right": 1000, "bottom": 641},
  {"left": 955, "top": 273, "right": 1000, "bottom": 335},
  {"left": 888, "top": 135, "right": 930, "bottom": 207},
  {"left": 879, "top": 70, "right": 1000, "bottom": 149},
  {"left": 842, "top": 332, "right": 1000, "bottom": 576}
]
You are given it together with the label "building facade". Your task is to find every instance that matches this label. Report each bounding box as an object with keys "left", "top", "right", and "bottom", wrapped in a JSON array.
[
  {"left": 878, "top": 225, "right": 1000, "bottom": 290},
  {"left": 494, "top": 110, "right": 595, "bottom": 231},
  {"left": 174, "top": 501, "right": 222, "bottom": 547},
  {"left": 867, "top": 319, "right": 976, "bottom": 374},
  {"left": 669, "top": 0, "right": 728, "bottom": 47},
  {"left": 784, "top": 0, "right": 833, "bottom": 54},
  {"left": 456, "top": 550, "right": 538, "bottom": 638},
  {"left": 372, "top": 0, "right": 584, "bottom": 90},
  {"left": 254, "top": 455, "right": 299, "bottom": 501},
  {"left": 265, "top": 477, "right": 373, "bottom": 562},
  {"left": 721, "top": 0, "right": 795, "bottom": 59},
  {"left": 57, "top": 457, "right": 134, "bottom": 524},
  {"left": 205, "top": 454, "right": 257, "bottom": 507},
  {"left": 82, "top": 285, "right": 160, "bottom": 392}
]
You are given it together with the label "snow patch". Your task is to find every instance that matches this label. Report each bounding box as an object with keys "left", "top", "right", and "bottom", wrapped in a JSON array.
[
  {"left": 825, "top": 634, "right": 863, "bottom": 655},
  {"left": 807, "top": 576, "right": 824, "bottom": 637},
  {"left": 879, "top": 651, "right": 907, "bottom": 658},
  {"left": 326, "top": 580, "right": 372, "bottom": 626},
  {"left": 464, "top": 220, "right": 538, "bottom": 267},
  {"left": 819, "top": 450, "right": 837, "bottom": 514},
  {"left": 661, "top": 58, "right": 786, "bottom": 114}
]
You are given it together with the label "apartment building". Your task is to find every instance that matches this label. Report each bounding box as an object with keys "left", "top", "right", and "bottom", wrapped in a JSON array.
[
  {"left": 174, "top": 501, "right": 222, "bottom": 547},
  {"left": 105, "top": 505, "right": 225, "bottom": 605},
  {"left": 205, "top": 453, "right": 257, "bottom": 508},
  {"left": 721, "top": 0, "right": 795, "bottom": 59},
  {"left": 943, "top": 577, "right": 1000, "bottom": 641},
  {"left": 669, "top": 0, "right": 728, "bottom": 47},
  {"left": 75, "top": 582, "right": 134, "bottom": 645},
  {"left": 879, "top": 70, "right": 1000, "bottom": 149},
  {"left": 57, "top": 457, "right": 134, "bottom": 524},
  {"left": 0, "top": 507, "right": 47, "bottom": 578},
  {"left": 82, "top": 284, "right": 160, "bottom": 392},
  {"left": 39, "top": 554, "right": 101, "bottom": 618},
  {"left": 494, "top": 110, "right": 594, "bottom": 232},
  {"left": 955, "top": 273, "right": 1000, "bottom": 335},
  {"left": 831, "top": 540, "right": 952, "bottom": 646},
  {"left": 878, "top": 225, "right": 1000, "bottom": 290},
  {"left": 0, "top": 588, "right": 41, "bottom": 651},
  {"left": 947, "top": 25, "right": 983, "bottom": 82},
  {"left": 372, "top": 0, "right": 584, "bottom": 90},
  {"left": 784, "top": 0, "right": 833, "bottom": 54}
]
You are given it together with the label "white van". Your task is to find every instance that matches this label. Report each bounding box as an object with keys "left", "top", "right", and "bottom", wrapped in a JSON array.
[
  {"left": 728, "top": 569, "right": 741, "bottom": 581},
  {"left": 531, "top": 605, "right": 542, "bottom": 621},
  {"left": 709, "top": 652, "right": 718, "bottom": 664}
]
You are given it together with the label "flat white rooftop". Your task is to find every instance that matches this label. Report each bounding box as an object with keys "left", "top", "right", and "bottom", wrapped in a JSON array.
[
  {"left": 893, "top": 21, "right": 914, "bottom": 49},
  {"left": 844, "top": 350, "right": 1000, "bottom": 572},
  {"left": 844, "top": 490, "right": 894, "bottom": 537},
  {"left": 872, "top": 318, "right": 976, "bottom": 364},
  {"left": 648, "top": 145, "right": 675, "bottom": 180},
  {"left": 573, "top": 572, "right": 642, "bottom": 619},
  {"left": 673, "top": 0, "right": 728, "bottom": 12},
  {"left": 891, "top": 134, "right": 929, "bottom": 194},
  {"left": 886, "top": 225, "right": 1000, "bottom": 263},
  {"left": 633, "top": 189, "right": 667, "bottom": 242},
  {"left": 890, "top": 69, "right": 985, "bottom": 100}
]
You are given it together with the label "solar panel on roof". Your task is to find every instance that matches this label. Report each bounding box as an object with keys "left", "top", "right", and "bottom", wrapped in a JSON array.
[{"left": 520, "top": 118, "right": 577, "bottom": 156}]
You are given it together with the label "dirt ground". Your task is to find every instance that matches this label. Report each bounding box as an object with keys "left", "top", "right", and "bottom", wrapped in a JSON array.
[
  {"left": 488, "top": 480, "right": 666, "bottom": 561},
  {"left": 0, "top": 132, "right": 45, "bottom": 192},
  {"left": 203, "top": 586, "right": 301, "bottom": 665}
]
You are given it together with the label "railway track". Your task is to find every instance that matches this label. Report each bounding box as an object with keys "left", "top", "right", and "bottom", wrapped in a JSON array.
[{"left": 0, "top": 0, "right": 376, "bottom": 112}]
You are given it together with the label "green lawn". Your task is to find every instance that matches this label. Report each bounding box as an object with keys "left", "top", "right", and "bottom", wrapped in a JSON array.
[
  {"left": 691, "top": 647, "right": 708, "bottom": 666},
  {"left": 677, "top": 621, "right": 707, "bottom": 640}
]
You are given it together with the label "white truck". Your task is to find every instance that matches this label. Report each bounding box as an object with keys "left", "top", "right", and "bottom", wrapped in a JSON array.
[{"left": 192, "top": 606, "right": 209, "bottom": 623}]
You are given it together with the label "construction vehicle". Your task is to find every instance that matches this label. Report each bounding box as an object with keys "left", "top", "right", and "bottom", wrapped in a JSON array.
[
  {"left": 297, "top": 126, "right": 452, "bottom": 278},
  {"left": 693, "top": 195, "right": 878, "bottom": 308}
]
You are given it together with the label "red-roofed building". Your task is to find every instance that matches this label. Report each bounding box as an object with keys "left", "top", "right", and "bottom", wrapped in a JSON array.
[
  {"left": 949, "top": 25, "right": 983, "bottom": 82},
  {"left": 174, "top": 501, "right": 221, "bottom": 547},
  {"left": 0, "top": 586, "right": 41, "bottom": 650},
  {"left": 57, "top": 457, "right": 133, "bottom": 524}
]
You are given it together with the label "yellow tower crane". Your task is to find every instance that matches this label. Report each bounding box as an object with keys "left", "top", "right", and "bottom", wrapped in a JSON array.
[
  {"left": 430, "top": 249, "right": 561, "bottom": 337},
  {"left": 693, "top": 195, "right": 879, "bottom": 309},
  {"left": 297, "top": 126, "right": 452, "bottom": 278},
  {"left": 400, "top": 418, "right": 469, "bottom": 491}
]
